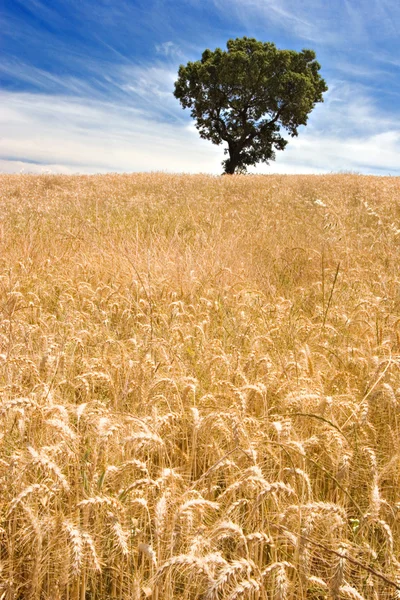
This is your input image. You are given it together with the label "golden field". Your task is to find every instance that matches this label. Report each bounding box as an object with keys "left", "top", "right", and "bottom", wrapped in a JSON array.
[{"left": 0, "top": 173, "right": 400, "bottom": 600}]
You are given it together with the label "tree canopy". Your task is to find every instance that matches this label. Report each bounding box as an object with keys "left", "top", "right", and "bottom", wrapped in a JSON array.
[{"left": 174, "top": 37, "right": 328, "bottom": 174}]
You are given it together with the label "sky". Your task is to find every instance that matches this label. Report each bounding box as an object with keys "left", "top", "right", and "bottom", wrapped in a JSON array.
[{"left": 1, "top": 0, "right": 400, "bottom": 175}]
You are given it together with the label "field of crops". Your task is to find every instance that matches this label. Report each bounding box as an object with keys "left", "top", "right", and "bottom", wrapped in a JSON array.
[{"left": 1, "top": 173, "right": 400, "bottom": 599}]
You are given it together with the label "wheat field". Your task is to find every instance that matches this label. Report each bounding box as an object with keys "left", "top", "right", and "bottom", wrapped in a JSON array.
[{"left": 0, "top": 173, "right": 400, "bottom": 600}]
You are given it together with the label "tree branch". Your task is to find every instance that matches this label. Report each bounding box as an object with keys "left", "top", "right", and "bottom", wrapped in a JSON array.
[
  {"left": 240, "top": 104, "right": 287, "bottom": 148},
  {"left": 211, "top": 106, "right": 230, "bottom": 142}
]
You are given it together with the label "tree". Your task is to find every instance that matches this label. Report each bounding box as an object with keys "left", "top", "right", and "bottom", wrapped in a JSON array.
[{"left": 174, "top": 37, "right": 328, "bottom": 174}]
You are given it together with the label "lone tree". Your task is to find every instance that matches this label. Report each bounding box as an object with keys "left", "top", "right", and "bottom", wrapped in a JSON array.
[{"left": 174, "top": 37, "right": 327, "bottom": 174}]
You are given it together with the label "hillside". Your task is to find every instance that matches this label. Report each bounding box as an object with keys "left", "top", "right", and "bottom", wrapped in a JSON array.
[{"left": 1, "top": 173, "right": 400, "bottom": 599}]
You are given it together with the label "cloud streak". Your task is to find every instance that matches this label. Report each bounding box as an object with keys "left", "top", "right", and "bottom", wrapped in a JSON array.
[
  {"left": 0, "top": 89, "right": 222, "bottom": 173},
  {"left": 156, "top": 41, "right": 183, "bottom": 58}
]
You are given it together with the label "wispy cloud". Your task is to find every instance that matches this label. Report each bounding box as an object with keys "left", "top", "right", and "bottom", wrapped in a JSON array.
[
  {"left": 0, "top": 89, "right": 222, "bottom": 174},
  {"left": 260, "top": 80, "right": 400, "bottom": 175},
  {"left": 265, "top": 130, "right": 400, "bottom": 175},
  {"left": 211, "top": 0, "right": 342, "bottom": 44},
  {"left": 155, "top": 41, "right": 183, "bottom": 59},
  {"left": 0, "top": 59, "right": 102, "bottom": 97},
  {"left": 309, "top": 81, "right": 399, "bottom": 136},
  {"left": 0, "top": 57, "right": 183, "bottom": 121},
  {"left": 331, "top": 61, "right": 392, "bottom": 80},
  {"left": 116, "top": 64, "right": 181, "bottom": 121},
  {"left": 213, "top": 0, "right": 400, "bottom": 51}
]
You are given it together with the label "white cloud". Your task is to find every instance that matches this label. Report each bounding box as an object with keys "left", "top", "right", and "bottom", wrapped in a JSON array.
[
  {"left": 263, "top": 130, "right": 400, "bottom": 175},
  {"left": 155, "top": 41, "right": 183, "bottom": 58},
  {"left": 116, "top": 64, "right": 179, "bottom": 119},
  {"left": 0, "top": 159, "right": 103, "bottom": 175},
  {"left": 0, "top": 90, "right": 222, "bottom": 174},
  {"left": 0, "top": 60, "right": 99, "bottom": 97},
  {"left": 213, "top": 0, "right": 400, "bottom": 47},
  {"left": 255, "top": 81, "right": 400, "bottom": 175},
  {"left": 365, "top": 0, "right": 400, "bottom": 38},
  {"left": 332, "top": 61, "right": 391, "bottom": 80},
  {"left": 212, "top": 0, "right": 340, "bottom": 44}
]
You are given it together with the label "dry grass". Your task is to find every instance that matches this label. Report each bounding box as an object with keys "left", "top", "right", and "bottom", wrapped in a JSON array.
[{"left": 0, "top": 172, "right": 400, "bottom": 599}]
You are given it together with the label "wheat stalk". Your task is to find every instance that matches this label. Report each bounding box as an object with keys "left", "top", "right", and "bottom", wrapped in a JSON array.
[{"left": 2, "top": 173, "right": 400, "bottom": 599}]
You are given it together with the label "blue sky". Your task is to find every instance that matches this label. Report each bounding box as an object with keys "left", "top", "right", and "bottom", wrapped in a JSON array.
[{"left": 1, "top": 0, "right": 400, "bottom": 174}]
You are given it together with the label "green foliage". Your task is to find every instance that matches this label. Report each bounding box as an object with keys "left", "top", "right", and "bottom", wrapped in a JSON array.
[{"left": 174, "top": 37, "right": 328, "bottom": 174}]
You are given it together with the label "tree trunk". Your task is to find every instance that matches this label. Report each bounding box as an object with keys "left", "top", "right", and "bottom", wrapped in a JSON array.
[
  {"left": 224, "top": 160, "right": 237, "bottom": 175},
  {"left": 223, "top": 143, "right": 239, "bottom": 174}
]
